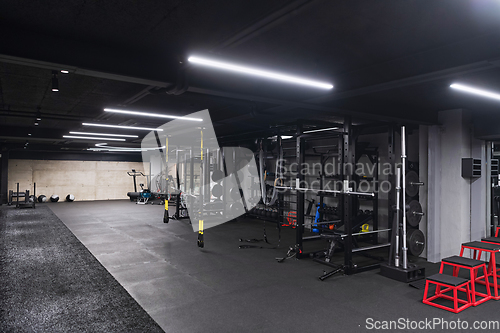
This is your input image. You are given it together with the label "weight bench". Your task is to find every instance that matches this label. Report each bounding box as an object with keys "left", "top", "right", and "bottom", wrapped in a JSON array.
[{"left": 423, "top": 273, "right": 471, "bottom": 313}]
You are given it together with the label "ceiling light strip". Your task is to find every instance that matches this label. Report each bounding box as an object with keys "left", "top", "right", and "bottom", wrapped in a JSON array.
[
  {"left": 303, "top": 127, "right": 339, "bottom": 134},
  {"left": 63, "top": 135, "right": 126, "bottom": 141},
  {"left": 82, "top": 123, "right": 163, "bottom": 131},
  {"left": 94, "top": 143, "right": 166, "bottom": 151},
  {"left": 69, "top": 131, "right": 138, "bottom": 138},
  {"left": 450, "top": 83, "right": 500, "bottom": 101},
  {"left": 188, "top": 56, "right": 333, "bottom": 89},
  {"left": 104, "top": 108, "right": 203, "bottom": 121}
]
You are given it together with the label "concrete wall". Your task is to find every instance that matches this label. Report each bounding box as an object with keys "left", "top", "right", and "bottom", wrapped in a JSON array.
[
  {"left": 438, "top": 109, "right": 472, "bottom": 259},
  {"left": 8, "top": 159, "right": 148, "bottom": 201},
  {"left": 426, "top": 109, "right": 488, "bottom": 261},
  {"left": 419, "top": 125, "right": 429, "bottom": 258}
]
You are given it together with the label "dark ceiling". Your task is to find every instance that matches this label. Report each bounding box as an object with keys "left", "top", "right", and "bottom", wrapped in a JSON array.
[{"left": 2, "top": 0, "right": 500, "bottom": 155}]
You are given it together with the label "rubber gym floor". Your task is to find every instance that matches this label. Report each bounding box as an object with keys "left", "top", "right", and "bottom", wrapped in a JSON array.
[{"left": 2, "top": 200, "right": 500, "bottom": 332}]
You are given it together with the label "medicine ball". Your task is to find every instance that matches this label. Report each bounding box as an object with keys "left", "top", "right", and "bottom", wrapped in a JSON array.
[
  {"left": 29, "top": 195, "right": 37, "bottom": 203},
  {"left": 50, "top": 194, "right": 60, "bottom": 202},
  {"left": 38, "top": 195, "right": 47, "bottom": 203},
  {"left": 66, "top": 194, "right": 75, "bottom": 202}
]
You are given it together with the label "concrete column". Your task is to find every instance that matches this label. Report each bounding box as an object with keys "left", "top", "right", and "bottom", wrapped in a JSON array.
[
  {"left": 438, "top": 109, "right": 472, "bottom": 259},
  {"left": 419, "top": 125, "right": 428, "bottom": 258},
  {"left": 427, "top": 125, "right": 441, "bottom": 262},
  {"left": 426, "top": 109, "right": 484, "bottom": 261},
  {"left": 470, "top": 136, "right": 486, "bottom": 242},
  {"left": 0, "top": 150, "right": 8, "bottom": 204}
]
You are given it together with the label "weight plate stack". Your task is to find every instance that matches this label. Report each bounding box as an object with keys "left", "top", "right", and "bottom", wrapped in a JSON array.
[
  {"left": 405, "top": 170, "right": 420, "bottom": 198},
  {"left": 406, "top": 200, "right": 423, "bottom": 227},
  {"left": 407, "top": 228, "right": 425, "bottom": 256}
]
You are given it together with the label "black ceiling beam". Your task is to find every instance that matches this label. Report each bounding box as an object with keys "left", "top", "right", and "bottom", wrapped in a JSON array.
[
  {"left": 120, "top": 0, "right": 317, "bottom": 108},
  {"left": 311, "top": 59, "right": 500, "bottom": 103},
  {"left": 187, "top": 86, "right": 432, "bottom": 124},
  {"left": 0, "top": 54, "right": 171, "bottom": 88},
  {"left": 260, "top": 58, "right": 500, "bottom": 116},
  {"left": 9, "top": 149, "right": 142, "bottom": 162},
  {"left": 0, "top": 43, "right": 433, "bottom": 127},
  {"left": 212, "top": 0, "right": 316, "bottom": 51},
  {"left": 0, "top": 22, "right": 179, "bottom": 85},
  {"left": 0, "top": 108, "right": 87, "bottom": 122}
]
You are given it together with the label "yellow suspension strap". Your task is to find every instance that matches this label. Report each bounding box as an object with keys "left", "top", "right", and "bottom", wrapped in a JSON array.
[
  {"left": 197, "top": 130, "right": 204, "bottom": 248},
  {"left": 163, "top": 137, "right": 169, "bottom": 223}
]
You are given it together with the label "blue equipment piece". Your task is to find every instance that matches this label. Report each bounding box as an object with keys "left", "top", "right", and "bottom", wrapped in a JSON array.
[{"left": 313, "top": 203, "right": 325, "bottom": 233}]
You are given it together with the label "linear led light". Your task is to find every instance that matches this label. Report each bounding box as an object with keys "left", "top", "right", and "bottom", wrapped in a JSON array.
[
  {"left": 303, "top": 127, "right": 339, "bottom": 134},
  {"left": 104, "top": 108, "right": 203, "bottom": 121},
  {"left": 88, "top": 148, "right": 141, "bottom": 152},
  {"left": 63, "top": 135, "right": 126, "bottom": 141},
  {"left": 450, "top": 83, "right": 500, "bottom": 101},
  {"left": 94, "top": 143, "right": 166, "bottom": 152},
  {"left": 188, "top": 56, "right": 333, "bottom": 90},
  {"left": 82, "top": 123, "right": 163, "bottom": 131},
  {"left": 69, "top": 131, "right": 138, "bottom": 138}
]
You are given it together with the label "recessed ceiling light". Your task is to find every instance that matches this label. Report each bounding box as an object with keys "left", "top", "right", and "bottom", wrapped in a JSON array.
[
  {"left": 69, "top": 131, "right": 138, "bottom": 138},
  {"left": 28, "top": 133, "right": 32, "bottom": 136},
  {"left": 82, "top": 123, "right": 163, "bottom": 131},
  {"left": 450, "top": 83, "right": 500, "bottom": 101},
  {"left": 34, "top": 122, "right": 39, "bottom": 126},
  {"left": 188, "top": 56, "right": 334, "bottom": 90},
  {"left": 63, "top": 135, "right": 126, "bottom": 141},
  {"left": 303, "top": 127, "right": 339, "bottom": 134},
  {"left": 103, "top": 108, "right": 203, "bottom": 121},
  {"left": 281, "top": 135, "right": 293, "bottom": 139},
  {"left": 60, "top": 70, "right": 70, "bottom": 74}
]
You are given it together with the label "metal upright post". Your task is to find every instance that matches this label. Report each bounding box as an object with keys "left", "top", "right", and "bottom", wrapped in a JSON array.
[
  {"left": 163, "top": 137, "right": 169, "bottom": 223},
  {"left": 190, "top": 147, "right": 194, "bottom": 194},
  {"left": 394, "top": 167, "right": 401, "bottom": 267},
  {"left": 296, "top": 124, "right": 305, "bottom": 256},
  {"left": 372, "top": 154, "right": 379, "bottom": 245},
  {"left": 387, "top": 125, "right": 396, "bottom": 263},
  {"left": 401, "top": 126, "right": 408, "bottom": 269},
  {"left": 343, "top": 117, "right": 354, "bottom": 273},
  {"left": 197, "top": 130, "right": 205, "bottom": 248}
]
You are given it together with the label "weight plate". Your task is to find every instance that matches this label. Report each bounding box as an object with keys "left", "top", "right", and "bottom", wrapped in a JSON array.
[
  {"left": 211, "top": 170, "right": 224, "bottom": 183},
  {"left": 230, "top": 187, "right": 240, "bottom": 201},
  {"left": 405, "top": 170, "right": 420, "bottom": 198},
  {"left": 230, "top": 202, "right": 244, "bottom": 215},
  {"left": 407, "top": 228, "right": 425, "bottom": 256},
  {"left": 211, "top": 184, "right": 223, "bottom": 198},
  {"left": 407, "top": 200, "right": 423, "bottom": 227},
  {"left": 248, "top": 164, "right": 258, "bottom": 176}
]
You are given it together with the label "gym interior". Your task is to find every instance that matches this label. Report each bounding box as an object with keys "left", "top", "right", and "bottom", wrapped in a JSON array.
[{"left": 2, "top": 1, "right": 500, "bottom": 332}]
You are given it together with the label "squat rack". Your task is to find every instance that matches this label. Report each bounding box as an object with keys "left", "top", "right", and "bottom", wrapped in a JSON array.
[{"left": 271, "top": 117, "right": 395, "bottom": 277}]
